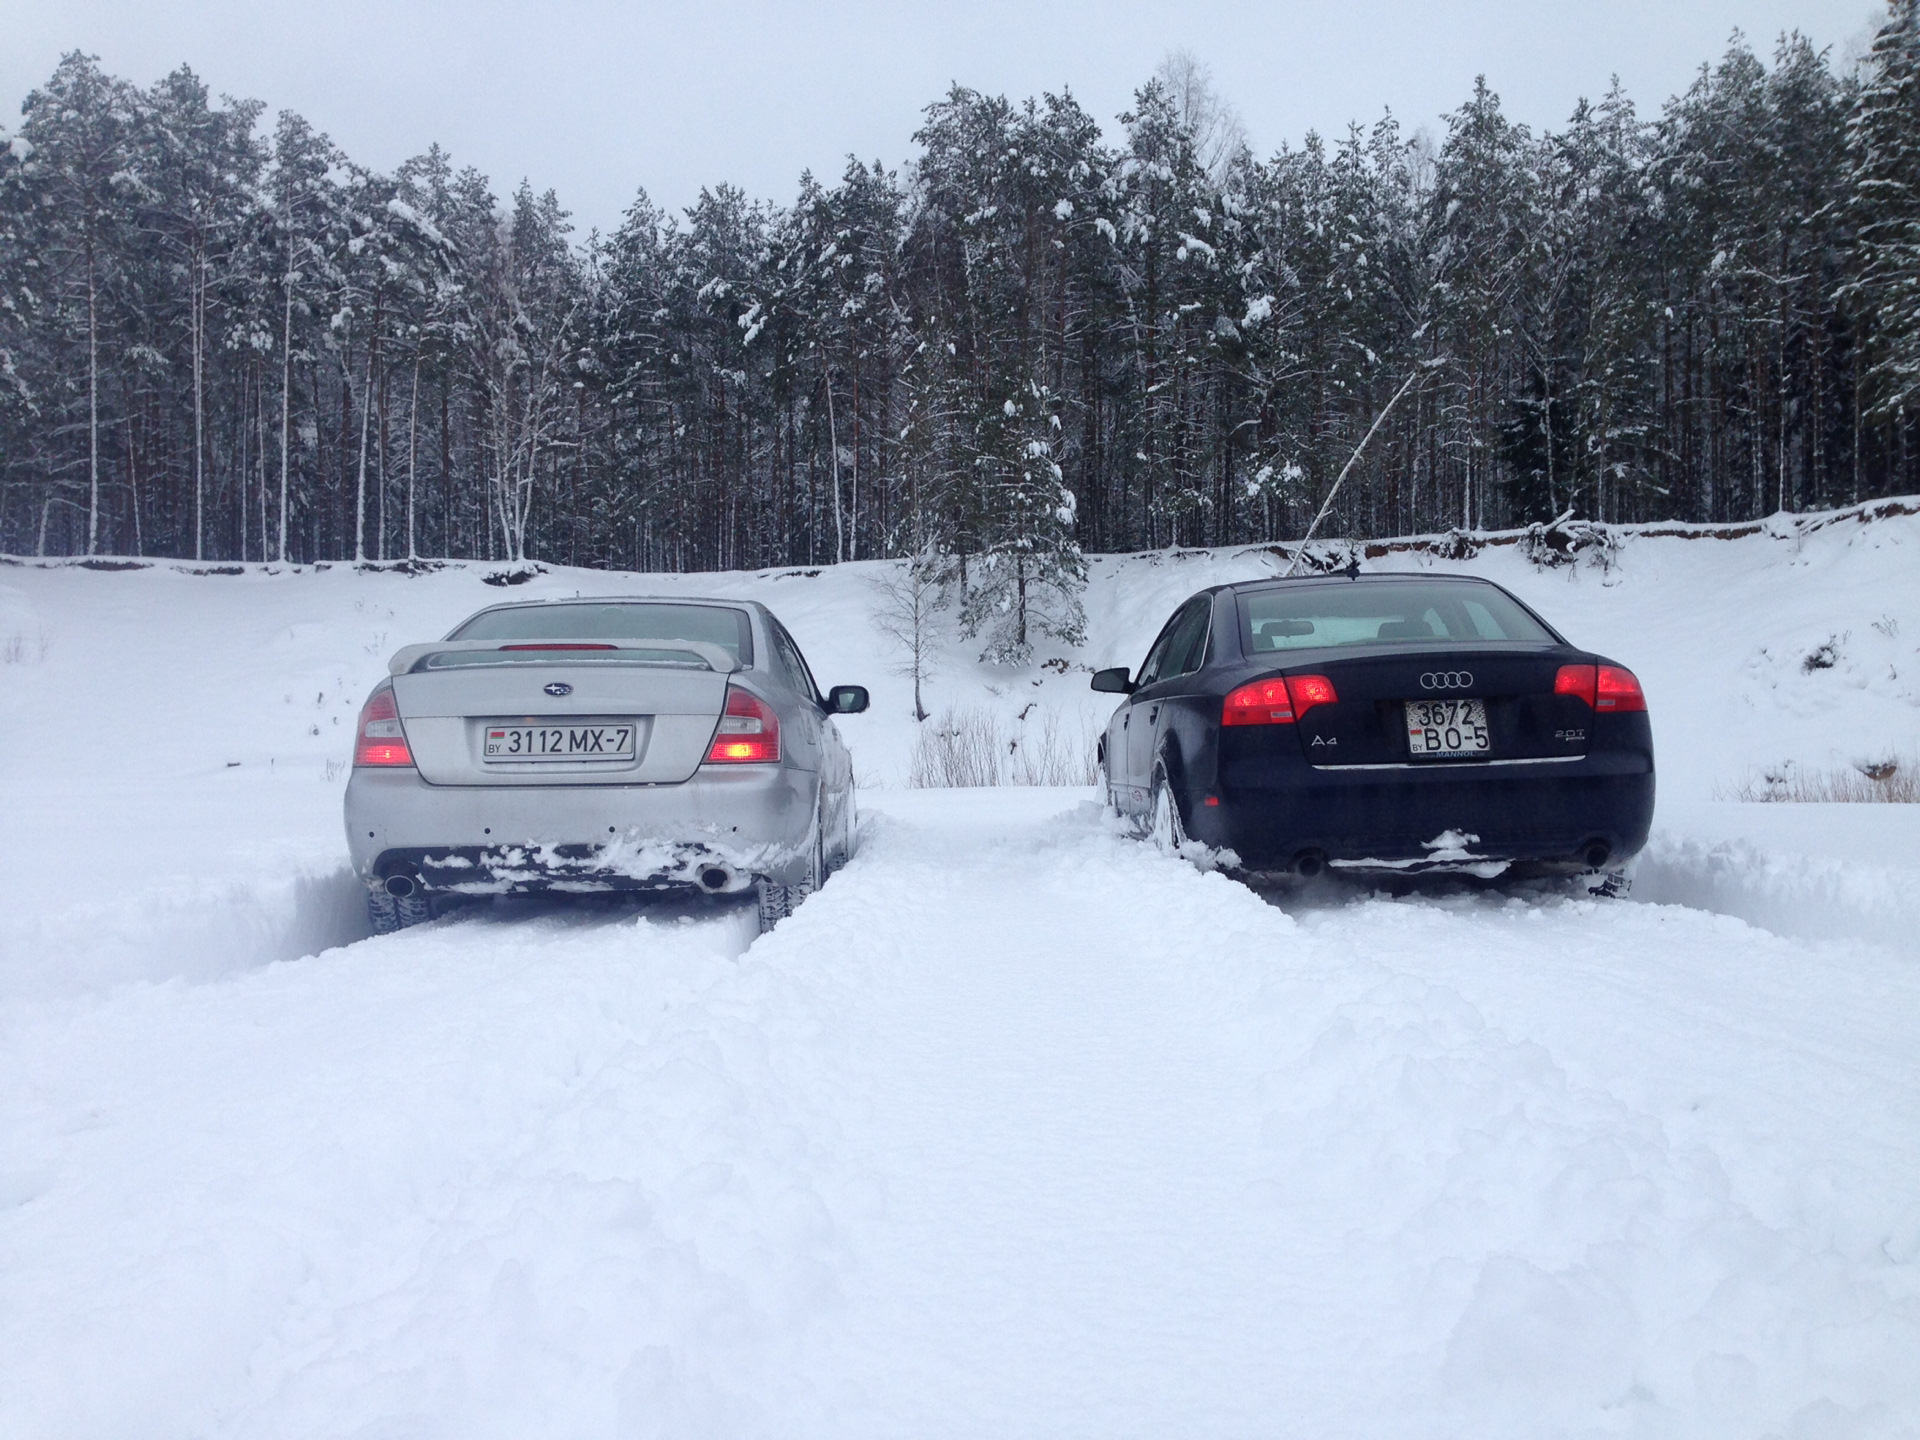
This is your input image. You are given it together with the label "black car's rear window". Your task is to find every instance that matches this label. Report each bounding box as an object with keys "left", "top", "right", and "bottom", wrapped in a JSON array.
[
  {"left": 451, "top": 602, "right": 754, "bottom": 664},
  {"left": 1237, "top": 581, "right": 1555, "bottom": 653}
]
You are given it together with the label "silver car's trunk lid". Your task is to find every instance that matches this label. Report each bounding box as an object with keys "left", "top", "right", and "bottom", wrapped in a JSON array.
[{"left": 391, "top": 659, "right": 728, "bottom": 786}]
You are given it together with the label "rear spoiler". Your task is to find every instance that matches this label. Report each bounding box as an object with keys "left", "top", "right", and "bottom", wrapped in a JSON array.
[{"left": 387, "top": 640, "right": 741, "bottom": 676}]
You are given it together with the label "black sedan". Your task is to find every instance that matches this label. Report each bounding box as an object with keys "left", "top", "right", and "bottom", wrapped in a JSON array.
[{"left": 1091, "top": 573, "right": 1654, "bottom": 879}]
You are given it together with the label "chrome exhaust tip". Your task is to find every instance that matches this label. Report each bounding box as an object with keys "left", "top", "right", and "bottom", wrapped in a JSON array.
[
  {"left": 383, "top": 873, "right": 419, "bottom": 899},
  {"left": 695, "top": 866, "right": 733, "bottom": 893},
  {"left": 1294, "top": 849, "right": 1326, "bottom": 879},
  {"left": 1582, "top": 841, "right": 1612, "bottom": 870}
]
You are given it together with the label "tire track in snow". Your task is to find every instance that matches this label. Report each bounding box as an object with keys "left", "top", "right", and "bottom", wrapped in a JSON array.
[
  {"left": 3, "top": 793, "right": 1918, "bottom": 1437},
  {"left": 794, "top": 794, "right": 1920, "bottom": 1437}
]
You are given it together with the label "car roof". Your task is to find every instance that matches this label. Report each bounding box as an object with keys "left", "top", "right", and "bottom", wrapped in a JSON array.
[
  {"left": 464, "top": 595, "right": 758, "bottom": 609},
  {"left": 1230, "top": 571, "right": 1495, "bottom": 590}
]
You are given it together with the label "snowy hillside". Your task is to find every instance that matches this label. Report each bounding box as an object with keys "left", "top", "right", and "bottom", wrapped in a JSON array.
[{"left": 3, "top": 505, "right": 1919, "bottom": 1436}]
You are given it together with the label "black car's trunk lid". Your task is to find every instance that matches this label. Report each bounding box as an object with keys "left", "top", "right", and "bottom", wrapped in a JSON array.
[{"left": 1282, "top": 646, "right": 1591, "bottom": 765}]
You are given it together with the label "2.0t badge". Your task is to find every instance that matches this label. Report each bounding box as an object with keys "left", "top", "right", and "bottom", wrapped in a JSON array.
[{"left": 543, "top": 681, "right": 573, "bottom": 697}]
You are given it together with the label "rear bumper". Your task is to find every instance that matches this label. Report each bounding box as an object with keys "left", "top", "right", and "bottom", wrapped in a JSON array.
[
  {"left": 343, "top": 762, "right": 818, "bottom": 894},
  {"left": 1190, "top": 750, "right": 1654, "bottom": 874}
]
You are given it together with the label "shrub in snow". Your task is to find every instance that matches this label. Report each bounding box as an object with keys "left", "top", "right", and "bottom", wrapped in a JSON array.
[
  {"left": 1720, "top": 754, "right": 1917, "bottom": 803},
  {"left": 909, "top": 705, "right": 1096, "bottom": 787}
]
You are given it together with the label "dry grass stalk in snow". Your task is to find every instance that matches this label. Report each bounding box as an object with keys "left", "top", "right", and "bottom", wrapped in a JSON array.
[
  {"left": 1721, "top": 756, "right": 1919, "bottom": 803},
  {"left": 910, "top": 705, "right": 1098, "bottom": 788},
  {"left": 2, "top": 629, "right": 49, "bottom": 664}
]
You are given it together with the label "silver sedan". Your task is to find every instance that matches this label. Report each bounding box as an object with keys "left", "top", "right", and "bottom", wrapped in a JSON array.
[{"left": 344, "top": 597, "right": 868, "bottom": 934}]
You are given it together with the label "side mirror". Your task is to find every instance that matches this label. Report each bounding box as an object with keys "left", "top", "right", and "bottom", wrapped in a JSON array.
[
  {"left": 826, "top": 684, "right": 870, "bottom": 714},
  {"left": 1090, "top": 667, "right": 1134, "bottom": 694}
]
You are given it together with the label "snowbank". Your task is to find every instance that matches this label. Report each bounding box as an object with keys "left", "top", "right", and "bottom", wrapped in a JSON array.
[
  {"left": 7, "top": 499, "right": 1918, "bottom": 996},
  {"left": 2, "top": 505, "right": 1918, "bottom": 1436}
]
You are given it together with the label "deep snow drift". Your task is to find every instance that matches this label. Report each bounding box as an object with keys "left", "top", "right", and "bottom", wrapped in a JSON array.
[{"left": 2, "top": 506, "right": 1919, "bottom": 1437}]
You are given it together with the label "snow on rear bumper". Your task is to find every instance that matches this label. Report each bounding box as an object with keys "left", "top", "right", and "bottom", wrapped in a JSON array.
[
  {"left": 1197, "top": 753, "right": 1655, "bottom": 874},
  {"left": 344, "top": 763, "right": 818, "bottom": 891}
]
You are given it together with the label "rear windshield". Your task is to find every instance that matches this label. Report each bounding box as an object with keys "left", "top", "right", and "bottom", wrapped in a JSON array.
[
  {"left": 451, "top": 602, "right": 754, "bottom": 664},
  {"left": 1237, "top": 581, "right": 1555, "bottom": 653}
]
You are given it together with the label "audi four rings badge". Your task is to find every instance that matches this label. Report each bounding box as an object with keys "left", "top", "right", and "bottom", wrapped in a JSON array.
[{"left": 1419, "top": 671, "right": 1474, "bottom": 690}]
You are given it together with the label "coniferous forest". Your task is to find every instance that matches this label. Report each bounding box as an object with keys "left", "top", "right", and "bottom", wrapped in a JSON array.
[{"left": 3, "top": 8, "right": 1919, "bottom": 655}]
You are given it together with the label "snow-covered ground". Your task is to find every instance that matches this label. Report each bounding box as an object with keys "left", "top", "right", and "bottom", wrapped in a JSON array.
[{"left": 2, "top": 508, "right": 1918, "bottom": 1436}]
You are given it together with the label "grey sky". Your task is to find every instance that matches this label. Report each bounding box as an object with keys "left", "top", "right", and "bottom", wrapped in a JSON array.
[{"left": 2, "top": 0, "right": 1885, "bottom": 234}]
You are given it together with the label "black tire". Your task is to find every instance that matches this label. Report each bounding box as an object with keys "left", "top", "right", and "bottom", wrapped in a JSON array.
[
  {"left": 367, "top": 886, "right": 431, "bottom": 935},
  {"left": 792, "top": 803, "right": 826, "bottom": 906},
  {"left": 1100, "top": 752, "right": 1131, "bottom": 824},
  {"left": 756, "top": 796, "right": 826, "bottom": 935},
  {"left": 1147, "top": 762, "right": 1189, "bottom": 856},
  {"left": 827, "top": 782, "right": 857, "bottom": 874},
  {"left": 755, "top": 877, "right": 791, "bottom": 933}
]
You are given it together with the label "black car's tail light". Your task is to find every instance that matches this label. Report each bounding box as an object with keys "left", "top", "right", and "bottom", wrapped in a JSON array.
[
  {"left": 1555, "top": 663, "right": 1647, "bottom": 713},
  {"left": 1554, "top": 664, "right": 1597, "bottom": 703},
  {"left": 1224, "top": 678, "right": 1293, "bottom": 725},
  {"left": 705, "top": 685, "right": 781, "bottom": 763},
  {"left": 1285, "top": 674, "right": 1338, "bottom": 716},
  {"left": 353, "top": 688, "right": 415, "bottom": 768},
  {"left": 1222, "top": 674, "right": 1337, "bottom": 726},
  {"left": 1595, "top": 665, "right": 1647, "bottom": 712}
]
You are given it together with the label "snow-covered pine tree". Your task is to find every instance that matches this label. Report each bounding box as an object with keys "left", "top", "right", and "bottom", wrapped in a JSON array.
[
  {"left": 957, "top": 378, "right": 1086, "bottom": 664},
  {"left": 10, "top": 54, "right": 138, "bottom": 555},
  {"left": 1848, "top": 0, "right": 1920, "bottom": 428}
]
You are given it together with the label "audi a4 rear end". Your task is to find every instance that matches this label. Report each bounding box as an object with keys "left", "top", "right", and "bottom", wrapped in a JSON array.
[
  {"left": 345, "top": 597, "right": 868, "bottom": 933},
  {"left": 1093, "top": 573, "right": 1654, "bottom": 880}
]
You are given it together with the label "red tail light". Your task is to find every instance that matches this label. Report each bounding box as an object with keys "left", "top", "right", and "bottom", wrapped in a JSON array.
[
  {"left": 1285, "top": 674, "right": 1338, "bottom": 717},
  {"left": 1223, "top": 674, "right": 1337, "bottom": 726},
  {"left": 704, "top": 685, "right": 781, "bottom": 763},
  {"left": 1554, "top": 664, "right": 1597, "bottom": 704},
  {"left": 1555, "top": 663, "right": 1646, "bottom": 713},
  {"left": 353, "top": 688, "right": 415, "bottom": 768},
  {"left": 1595, "top": 665, "right": 1647, "bottom": 712}
]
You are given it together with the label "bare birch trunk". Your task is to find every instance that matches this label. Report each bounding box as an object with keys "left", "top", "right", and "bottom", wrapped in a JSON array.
[
  {"left": 353, "top": 340, "right": 372, "bottom": 562},
  {"left": 257, "top": 366, "right": 270, "bottom": 562},
  {"left": 192, "top": 246, "right": 205, "bottom": 561},
  {"left": 823, "top": 350, "right": 844, "bottom": 564},
  {"left": 406, "top": 359, "right": 419, "bottom": 560},
  {"left": 126, "top": 415, "right": 141, "bottom": 557},
  {"left": 374, "top": 305, "right": 387, "bottom": 561},
  {"left": 278, "top": 258, "right": 292, "bottom": 562},
  {"left": 86, "top": 242, "right": 99, "bottom": 556},
  {"left": 849, "top": 370, "right": 860, "bottom": 561}
]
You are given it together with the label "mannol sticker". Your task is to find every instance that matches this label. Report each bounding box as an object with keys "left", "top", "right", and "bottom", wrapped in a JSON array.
[{"left": 1419, "top": 671, "right": 1474, "bottom": 690}]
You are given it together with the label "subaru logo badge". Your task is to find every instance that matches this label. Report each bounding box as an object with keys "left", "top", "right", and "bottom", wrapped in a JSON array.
[{"left": 543, "top": 681, "right": 572, "bottom": 697}]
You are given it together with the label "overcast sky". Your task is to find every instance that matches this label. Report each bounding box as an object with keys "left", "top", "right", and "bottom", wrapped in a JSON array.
[{"left": 2, "top": 0, "right": 1886, "bottom": 234}]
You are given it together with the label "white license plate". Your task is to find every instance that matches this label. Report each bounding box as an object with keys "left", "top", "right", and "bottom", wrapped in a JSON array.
[
  {"left": 1405, "top": 699, "right": 1491, "bottom": 757},
  {"left": 483, "top": 721, "right": 635, "bottom": 761}
]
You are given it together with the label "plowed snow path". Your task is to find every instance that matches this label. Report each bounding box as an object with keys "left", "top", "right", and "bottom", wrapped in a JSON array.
[{"left": 3, "top": 790, "right": 1919, "bottom": 1438}]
